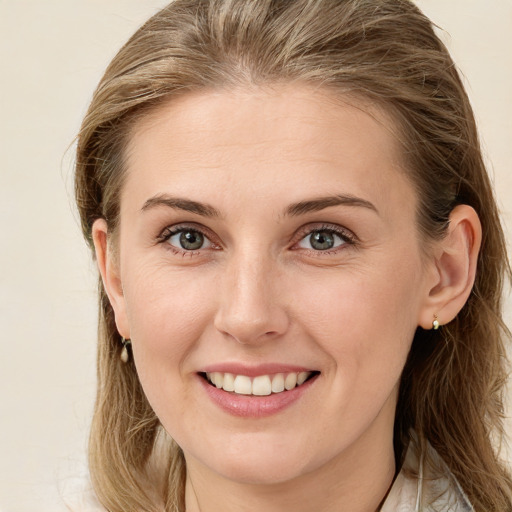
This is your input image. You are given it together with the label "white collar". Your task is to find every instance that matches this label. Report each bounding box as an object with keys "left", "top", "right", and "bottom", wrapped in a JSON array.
[{"left": 381, "top": 435, "right": 473, "bottom": 512}]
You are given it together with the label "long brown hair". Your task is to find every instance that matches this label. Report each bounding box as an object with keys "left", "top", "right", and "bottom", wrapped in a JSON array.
[{"left": 75, "top": 1, "right": 512, "bottom": 510}]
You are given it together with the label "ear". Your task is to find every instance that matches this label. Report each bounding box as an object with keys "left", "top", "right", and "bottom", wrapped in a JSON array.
[
  {"left": 418, "top": 204, "right": 482, "bottom": 329},
  {"left": 92, "top": 218, "right": 131, "bottom": 339}
]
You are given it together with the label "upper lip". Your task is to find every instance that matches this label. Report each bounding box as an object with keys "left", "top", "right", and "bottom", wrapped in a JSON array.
[{"left": 199, "top": 363, "right": 317, "bottom": 377}]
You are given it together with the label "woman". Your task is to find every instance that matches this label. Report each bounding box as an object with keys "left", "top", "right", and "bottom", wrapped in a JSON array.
[{"left": 73, "top": 0, "right": 512, "bottom": 510}]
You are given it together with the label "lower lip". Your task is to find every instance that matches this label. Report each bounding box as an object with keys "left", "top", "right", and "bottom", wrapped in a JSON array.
[{"left": 198, "top": 374, "right": 318, "bottom": 418}]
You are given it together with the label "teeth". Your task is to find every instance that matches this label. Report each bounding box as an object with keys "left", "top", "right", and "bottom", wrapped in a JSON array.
[
  {"left": 212, "top": 372, "right": 223, "bottom": 389},
  {"left": 271, "top": 373, "right": 285, "bottom": 393},
  {"left": 205, "top": 371, "right": 314, "bottom": 396},
  {"left": 252, "top": 375, "right": 272, "bottom": 396},
  {"left": 223, "top": 373, "right": 235, "bottom": 392},
  {"left": 297, "top": 371, "right": 309, "bottom": 385},
  {"left": 284, "top": 372, "right": 297, "bottom": 390},
  {"left": 234, "top": 375, "right": 252, "bottom": 395}
]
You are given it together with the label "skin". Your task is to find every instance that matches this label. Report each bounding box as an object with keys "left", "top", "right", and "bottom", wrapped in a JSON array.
[{"left": 93, "top": 85, "right": 481, "bottom": 512}]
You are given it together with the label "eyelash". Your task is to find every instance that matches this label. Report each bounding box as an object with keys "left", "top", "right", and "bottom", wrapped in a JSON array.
[
  {"left": 157, "top": 224, "right": 218, "bottom": 256},
  {"left": 293, "top": 224, "right": 357, "bottom": 255},
  {"left": 156, "top": 223, "right": 357, "bottom": 255}
]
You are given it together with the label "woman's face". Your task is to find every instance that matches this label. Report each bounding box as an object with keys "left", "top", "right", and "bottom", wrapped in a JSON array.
[{"left": 106, "top": 86, "right": 437, "bottom": 484}]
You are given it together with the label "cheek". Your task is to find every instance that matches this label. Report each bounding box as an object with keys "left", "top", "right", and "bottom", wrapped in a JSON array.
[
  {"left": 292, "top": 255, "right": 423, "bottom": 383},
  {"left": 298, "top": 270, "right": 420, "bottom": 444},
  {"left": 124, "top": 260, "right": 216, "bottom": 338},
  {"left": 120, "top": 261, "right": 217, "bottom": 401},
  {"left": 300, "top": 263, "right": 420, "bottom": 331}
]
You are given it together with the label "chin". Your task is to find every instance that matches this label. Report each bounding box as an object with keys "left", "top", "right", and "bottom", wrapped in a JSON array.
[
  {"left": 195, "top": 434, "right": 318, "bottom": 485},
  {"left": 213, "top": 456, "right": 308, "bottom": 485}
]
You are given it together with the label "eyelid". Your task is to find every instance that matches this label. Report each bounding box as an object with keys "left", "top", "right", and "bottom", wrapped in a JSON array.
[
  {"left": 292, "top": 223, "right": 358, "bottom": 250},
  {"left": 157, "top": 222, "right": 221, "bottom": 250},
  {"left": 155, "top": 221, "right": 356, "bottom": 255}
]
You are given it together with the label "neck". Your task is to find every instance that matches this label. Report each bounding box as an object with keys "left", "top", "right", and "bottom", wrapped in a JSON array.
[{"left": 184, "top": 417, "right": 396, "bottom": 512}]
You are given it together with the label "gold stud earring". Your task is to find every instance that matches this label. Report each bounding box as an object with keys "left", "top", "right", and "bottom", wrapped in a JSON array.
[
  {"left": 432, "top": 315, "right": 440, "bottom": 330},
  {"left": 120, "top": 338, "right": 131, "bottom": 363}
]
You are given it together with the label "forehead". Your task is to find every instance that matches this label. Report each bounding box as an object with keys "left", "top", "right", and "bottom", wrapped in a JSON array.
[
  {"left": 127, "top": 84, "right": 402, "bottom": 158},
  {"left": 122, "top": 84, "right": 414, "bottom": 218}
]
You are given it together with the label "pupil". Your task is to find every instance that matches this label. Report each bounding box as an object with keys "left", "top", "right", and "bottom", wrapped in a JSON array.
[
  {"left": 310, "top": 231, "right": 334, "bottom": 250},
  {"left": 180, "top": 230, "right": 204, "bottom": 250}
]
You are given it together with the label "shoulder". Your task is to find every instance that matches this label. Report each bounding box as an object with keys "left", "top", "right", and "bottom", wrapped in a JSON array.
[
  {"left": 60, "top": 475, "right": 106, "bottom": 512},
  {"left": 382, "top": 434, "right": 473, "bottom": 512},
  {"left": 420, "top": 441, "right": 473, "bottom": 512}
]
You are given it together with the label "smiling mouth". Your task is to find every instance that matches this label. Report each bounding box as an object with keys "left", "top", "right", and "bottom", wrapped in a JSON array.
[{"left": 201, "top": 371, "right": 320, "bottom": 396}]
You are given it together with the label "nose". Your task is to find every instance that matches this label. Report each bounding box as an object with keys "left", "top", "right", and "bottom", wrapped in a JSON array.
[{"left": 213, "top": 251, "right": 290, "bottom": 345}]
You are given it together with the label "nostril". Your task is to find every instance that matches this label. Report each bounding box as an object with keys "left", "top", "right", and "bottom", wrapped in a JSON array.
[{"left": 213, "top": 280, "right": 290, "bottom": 344}]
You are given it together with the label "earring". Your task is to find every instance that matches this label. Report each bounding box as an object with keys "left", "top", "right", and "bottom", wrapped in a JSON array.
[
  {"left": 432, "top": 315, "right": 440, "bottom": 330},
  {"left": 120, "top": 338, "right": 131, "bottom": 363}
]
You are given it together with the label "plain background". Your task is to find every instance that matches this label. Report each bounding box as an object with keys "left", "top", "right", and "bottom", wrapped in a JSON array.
[{"left": 1, "top": 1, "right": 511, "bottom": 511}]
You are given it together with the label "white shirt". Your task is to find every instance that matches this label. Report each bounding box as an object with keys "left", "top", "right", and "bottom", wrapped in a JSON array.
[{"left": 381, "top": 436, "right": 473, "bottom": 511}]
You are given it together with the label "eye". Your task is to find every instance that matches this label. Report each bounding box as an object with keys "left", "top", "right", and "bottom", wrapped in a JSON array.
[
  {"left": 297, "top": 229, "right": 348, "bottom": 251},
  {"left": 166, "top": 228, "right": 213, "bottom": 251}
]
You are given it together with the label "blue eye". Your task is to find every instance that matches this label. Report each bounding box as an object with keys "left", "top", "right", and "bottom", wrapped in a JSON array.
[
  {"left": 298, "top": 229, "right": 347, "bottom": 251},
  {"left": 167, "top": 229, "right": 212, "bottom": 251}
]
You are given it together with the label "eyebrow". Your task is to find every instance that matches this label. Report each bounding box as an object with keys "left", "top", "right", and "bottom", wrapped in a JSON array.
[
  {"left": 140, "top": 193, "right": 378, "bottom": 218},
  {"left": 285, "top": 195, "right": 379, "bottom": 216},
  {"left": 141, "top": 195, "right": 221, "bottom": 217}
]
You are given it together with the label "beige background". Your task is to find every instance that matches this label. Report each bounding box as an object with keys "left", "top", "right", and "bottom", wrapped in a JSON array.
[{"left": 0, "top": 1, "right": 511, "bottom": 511}]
